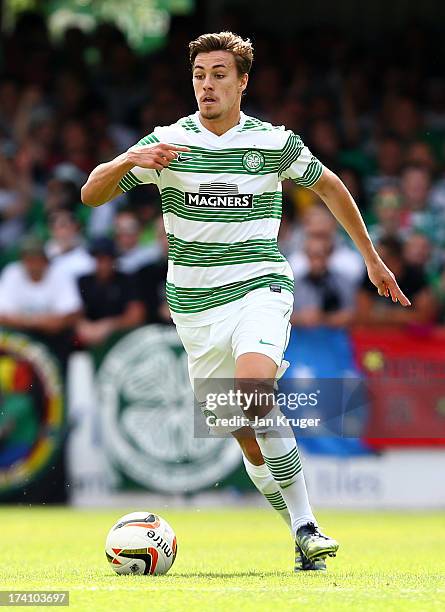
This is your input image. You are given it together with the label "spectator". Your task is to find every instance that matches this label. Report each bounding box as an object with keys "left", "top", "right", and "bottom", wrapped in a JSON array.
[
  {"left": 114, "top": 208, "right": 160, "bottom": 273},
  {"left": 308, "top": 119, "right": 341, "bottom": 171},
  {"left": 403, "top": 232, "right": 433, "bottom": 271},
  {"left": 309, "top": 119, "right": 340, "bottom": 170},
  {"left": 430, "top": 172, "right": 445, "bottom": 215},
  {"left": 425, "top": 79, "right": 445, "bottom": 131},
  {"left": 14, "top": 105, "right": 56, "bottom": 195},
  {"left": 291, "top": 236, "right": 355, "bottom": 328},
  {"left": 43, "top": 163, "right": 86, "bottom": 217},
  {"left": 365, "top": 136, "right": 402, "bottom": 199},
  {"left": 405, "top": 141, "right": 436, "bottom": 174},
  {"left": 0, "top": 78, "right": 20, "bottom": 139},
  {"left": 56, "top": 120, "right": 95, "bottom": 174},
  {"left": 355, "top": 237, "right": 437, "bottom": 327},
  {"left": 0, "top": 235, "right": 81, "bottom": 363},
  {"left": 0, "top": 147, "right": 30, "bottom": 251},
  {"left": 45, "top": 209, "right": 95, "bottom": 279},
  {"left": 0, "top": 235, "right": 81, "bottom": 333},
  {"left": 368, "top": 186, "right": 404, "bottom": 243},
  {"left": 384, "top": 97, "right": 422, "bottom": 143},
  {"left": 76, "top": 237, "right": 145, "bottom": 347},
  {"left": 137, "top": 217, "right": 171, "bottom": 324},
  {"left": 402, "top": 231, "right": 441, "bottom": 278},
  {"left": 337, "top": 167, "right": 367, "bottom": 213},
  {"left": 399, "top": 165, "right": 445, "bottom": 250},
  {"left": 400, "top": 165, "right": 432, "bottom": 213},
  {"left": 289, "top": 205, "right": 365, "bottom": 286}
]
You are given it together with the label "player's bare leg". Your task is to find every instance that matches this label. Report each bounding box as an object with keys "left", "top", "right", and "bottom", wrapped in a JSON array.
[{"left": 234, "top": 352, "right": 339, "bottom": 568}]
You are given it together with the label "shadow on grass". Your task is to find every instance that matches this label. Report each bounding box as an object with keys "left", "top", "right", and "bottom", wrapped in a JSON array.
[
  {"left": 156, "top": 571, "right": 298, "bottom": 579},
  {"left": 109, "top": 570, "right": 295, "bottom": 579}
]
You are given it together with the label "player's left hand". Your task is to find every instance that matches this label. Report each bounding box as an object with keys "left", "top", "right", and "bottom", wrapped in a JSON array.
[{"left": 366, "top": 258, "right": 411, "bottom": 306}]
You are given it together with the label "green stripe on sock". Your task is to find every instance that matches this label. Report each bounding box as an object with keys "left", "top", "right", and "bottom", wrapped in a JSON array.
[
  {"left": 264, "top": 492, "right": 288, "bottom": 511},
  {"left": 264, "top": 447, "right": 302, "bottom": 481},
  {"left": 263, "top": 447, "right": 300, "bottom": 464}
]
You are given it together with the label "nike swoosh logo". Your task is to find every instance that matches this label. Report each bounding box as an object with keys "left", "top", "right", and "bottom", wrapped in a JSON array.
[
  {"left": 259, "top": 339, "right": 278, "bottom": 347},
  {"left": 280, "top": 481, "right": 294, "bottom": 489},
  {"left": 176, "top": 154, "right": 195, "bottom": 162}
]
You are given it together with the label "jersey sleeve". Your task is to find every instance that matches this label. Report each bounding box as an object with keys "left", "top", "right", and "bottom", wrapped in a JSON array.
[
  {"left": 279, "top": 131, "right": 324, "bottom": 187},
  {"left": 118, "top": 132, "right": 160, "bottom": 192}
]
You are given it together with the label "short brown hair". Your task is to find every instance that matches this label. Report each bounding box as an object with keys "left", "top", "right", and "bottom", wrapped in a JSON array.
[{"left": 189, "top": 31, "right": 254, "bottom": 76}]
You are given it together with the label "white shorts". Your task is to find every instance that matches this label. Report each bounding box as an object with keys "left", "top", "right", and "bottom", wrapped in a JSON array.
[{"left": 175, "top": 287, "right": 293, "bottom": 434}]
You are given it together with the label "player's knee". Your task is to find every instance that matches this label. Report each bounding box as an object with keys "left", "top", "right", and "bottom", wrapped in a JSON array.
[{"left": 236, "top": 353, "right": 278, "bottom": 379}]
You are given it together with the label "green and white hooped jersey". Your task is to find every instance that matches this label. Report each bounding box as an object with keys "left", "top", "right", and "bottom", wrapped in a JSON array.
[{"left": 119, "top": 111, "right": 323, "bottom": 325}]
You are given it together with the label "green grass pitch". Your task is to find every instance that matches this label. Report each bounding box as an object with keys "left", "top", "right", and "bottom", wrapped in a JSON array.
[{"left": 1, "top": 507, "right": 444, "bottom": 611}]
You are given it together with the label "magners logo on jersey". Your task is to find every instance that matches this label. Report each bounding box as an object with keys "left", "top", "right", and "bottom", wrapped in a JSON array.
[{"left": 185, "top": 182, "right": 253, "bottom": 209}]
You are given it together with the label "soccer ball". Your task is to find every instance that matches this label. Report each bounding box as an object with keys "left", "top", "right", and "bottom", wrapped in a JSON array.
[{"left": 105, "top": 511, "right": 177, "bottom": 575}]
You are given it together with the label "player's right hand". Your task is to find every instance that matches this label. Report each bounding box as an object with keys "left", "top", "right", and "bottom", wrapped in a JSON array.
[
  {"left": 366, "top": 257, "right": 411, "bottom": 306},
  {"left": 126, "top": 143, "right": 191, "bottom": 171}
]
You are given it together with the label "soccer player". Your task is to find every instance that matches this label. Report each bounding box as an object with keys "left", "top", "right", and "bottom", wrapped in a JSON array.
[{"left": 81, "top": 32, "right": 410, "bottom": 572}]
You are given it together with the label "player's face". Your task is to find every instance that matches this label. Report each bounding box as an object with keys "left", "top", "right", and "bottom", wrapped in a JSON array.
[{"left": 192, "top": 51, "right": 248, "bottom": 121}]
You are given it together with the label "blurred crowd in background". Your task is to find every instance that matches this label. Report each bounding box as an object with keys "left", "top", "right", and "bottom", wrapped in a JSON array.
[{"left": 1, "top": 11, "right": 445, "bottom": 361}]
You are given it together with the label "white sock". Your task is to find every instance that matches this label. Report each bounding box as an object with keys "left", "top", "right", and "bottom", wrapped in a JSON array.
[
  {"left": 242, "top": 454, "right": 291, "bottom": 530},
  {"left": 252, "top": 408, "right": 317, "bottom": 534}
]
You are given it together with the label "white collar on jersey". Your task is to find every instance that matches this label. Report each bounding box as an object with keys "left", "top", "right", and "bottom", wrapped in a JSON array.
[{"left": 193, "top": 110, "right": 247, "bottom": 144}]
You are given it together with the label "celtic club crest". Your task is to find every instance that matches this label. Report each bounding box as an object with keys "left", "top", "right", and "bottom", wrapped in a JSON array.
[
  {"left": 97, "top": 326, "right": 240, "bottom": 493},
  {"left": 242, "top": 149, "right": 266, "bottom": 172}
]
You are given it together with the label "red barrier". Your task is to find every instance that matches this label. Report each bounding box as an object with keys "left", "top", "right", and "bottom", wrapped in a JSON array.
[{"left": 351, "top": 327, "right": 445, "bottom": 448}]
